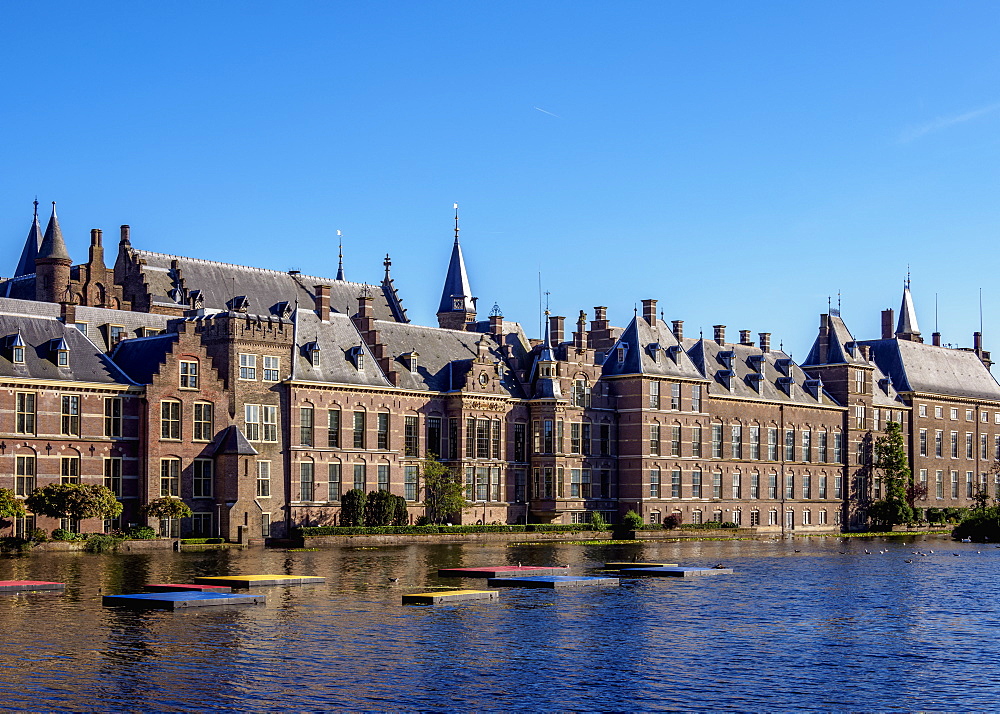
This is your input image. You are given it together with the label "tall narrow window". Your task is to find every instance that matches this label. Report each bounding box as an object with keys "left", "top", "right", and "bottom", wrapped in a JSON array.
[
  {"left": 802, "top": 430, "right": 812, "bottom": 463},
  {"left": 732, "top": 471, "right": 742, "bottom": 499},
  {"left": 834, "top": 432, "right": 843, "bottom": 463},
  {"left": 543, "top": 419, "right": 554, "bottom": 454},
  {"left": 785, "top": 473, "right": 794, "bottom": 499},
  {"left": 650, "top": 423, "right": 661, "bottom": 455},
  {"left": 671, "top": 469, "right": 681, "bottom": 498},
  {"left": 582, "top": 423, "right": 591, "bottom": 456},
  {"left": 257, "top": 461, "right": 271, "bottom": 498},
  {"left": 712, "top": 424, "right": 723, "bottom": 458},
  {"left": 713, "top": 471, "right": 722, "bottom": 498},
  {"left": 571, "top": 423, "right": 582, "bottom": 454},
  {"left": 784, "top": 429, "right": 795, "bottom": 461},
  {"left": 750, "top": 471, "right": 760, "bottom": 499},
  {"left": 449, "top": 418, "right": 460, "bottom": 460},
  {"left": 692, "top": 469, "right": 702, "bottom": 498},
  {"left": 405, "top": 465, "right": 419, "bottom": 501},
  {"left": 467, "top": 418, "right": 477, "bottom": 458},
  {"left": 692, "top": 425, "right": 702, "bottom": 458},
  {"left": 477, "top": 419, "right": 490, "bottom": 459},
  {"left": 193, "top": 402, "right": 213, "bottom": 442},
  {"left": 404, "top": 416, "right": 419, "bottom": 457},
  {"left": 354, "top": 411, "right": 366, "bottom": 449},
  {"left": 377, "top": 413, "right": 389, "bottom": 450},
  {"left": 749, "top": 426, "right": 760, "bottom": 460},
  {"left": 731, "top": 425, "right": 743, "bottom": 460},
  {"left": 239, "top": 353, "right": 257, "bottom": 380},
  {"left": 492, "top": 420, "right": 502, "bottom": 459},
  {"left": 300, "top": 407, "right": 315, "bottom": 446},
  {"left": 427, "top": 417, "right": 443, "bottom": 458},
  {"left": 768, "top": 472, "right": 778, "bottom": 499},
  {"left": 104, "top": 457, "right": 122, "bottom": 497},
  {"left": 300, "top": 463, "right": 314, "bottom": 501},
  {"left": 600, "top": 424, "right": 611, "bottom": 456},
  {"left": 105, "top": 397, "right": 122, "bottom": 437},
  {"left": 326, "top": 463, "right": 340, "bottom": 501},
  {"left": 353, "top": 463, "right": 365, "bottom": 492},
  {"left": 691, "top": 385, "right": 702, "bottom": 412},
  {"left": 818, "top": 430, "right": 828, "bottom": 462},
  {"left": 62, "top": 395, "right": 81, "bottom": 436},
  {"left": 179, "top": 360, "right": 199, "bottom": 389},
  {"left": 649, "top": 468, "right": 660, "bottom": 498},
  {"left": 60, "top": 456, "right": 80, "bottom": 484},
  {"left": 378, "top": 464, "right": 390, "bottom": 491},
  {"left": 328, "top": 409, "right": 341, "bottom": 448},
  {"left": 160, "top": 400, "right": 180, "bottom": 440},
  {"left": 767, "top": 428, "right": 778, "bottom": 461},
  {"left": 671, "top": 425, "right": 681, "bottom": 457},
  {"left": 649, "top": 381, "right": 660, "bottom": 409},
  {"left": 160, "top": 458, "right": 180, "bottom": 497},
  {"left": 15, "top": 455, "right": 36, "bottom": 496},
  {"left": 513, "top": 423, "right": 527, "bottom": 462},
  {"left": 16, "top": 393, "right": 36, "bottom": 435},
  {"left": 671, "top": 383, "right": 681, "bottom": 410},
  {"left": 193, "top": 459, "right": 213, "bottom": 497},
  {"left": 245, "top": 404, "right": 261, "bottom": 441}
]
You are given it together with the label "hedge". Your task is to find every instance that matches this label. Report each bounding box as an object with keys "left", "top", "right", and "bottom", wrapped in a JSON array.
[{"left": 298, "top": 523, "right": 602, "bottom": 537}]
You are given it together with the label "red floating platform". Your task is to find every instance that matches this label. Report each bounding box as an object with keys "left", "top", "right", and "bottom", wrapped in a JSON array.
[
  {"left": 145, "top": 583, "right": 232, "bottom": 593},
  {"left": 0, "top": 580, "right": 65, "bottom": 593},
  {"left": 438, "top": 566, "right": 570, "bottom": 578}
]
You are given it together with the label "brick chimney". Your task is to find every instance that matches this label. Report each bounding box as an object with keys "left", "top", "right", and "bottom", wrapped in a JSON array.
[
  {"left": 975, "top": 331, "right": 983, "bottom": 355},
  {"left": 672, "top": 320, "right": 684, "bottom": 341},
  {"left": 759, "top": 332, "right": 771, "bottom": 352},
  {"left": 314, "top": 284, "right": 330, "bottom": 321},
  {"left": 119, "top": 225, "right": 131, "bottom": 245},
  {"left": 881, "top": 309, "right": 895, "bottom": 340},
  {"left": 88, "top": 229, "right": 104, "bottom": 268},
  {"left": 549, "top": 315, "right": 565, "bottom": 346},
  {"left": 574, "top": 310, "right": 588, "bottom": 351},
  {"left": 932, "top": 332, "right": 941, "bottom": 346},
  {"left": 641, "top": 299, "right": 657, "bottom": 326},
  {"left": 489, "top": 313, "right": 504, "bottom": 339},
  {"left": 713, "top": 325, "right": 726, "bottom": 345},
  {"left": 739, "top": 330, "right": 753, "bottom": 346},
  {"left": 859, "top": 344, "right": 871, "bottom": 361}
]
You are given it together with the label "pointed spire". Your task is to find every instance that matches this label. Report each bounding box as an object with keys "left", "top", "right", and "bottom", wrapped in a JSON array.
[
  {"left": 14, "top": 198, "right": 44, "bottom": 277},
  {"left": 37, "top": 202, "right": 70, "bottom": 262},
  {"left": 453, "top": 202, "right": 460, "bottom": 244},
  {"left": 437, "top": 203, "right": 475, "bottom": 316},
  {"left": 335, "top": 230, "right": 345, "bottom": 281},
  {"left": 896, "top": 280, "right": 921, "bottom": 339},
  {"left": 383, "top": 253, "right": 391, "bottom": 281}
]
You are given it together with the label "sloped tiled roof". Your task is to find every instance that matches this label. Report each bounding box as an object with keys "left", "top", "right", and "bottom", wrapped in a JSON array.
[
  {"left": 110, "top": 333, "right": 178, "bottom": 384},
  {"left": 213, "top": 425, "right": 259, "bottom": 455},
  {"left": 14, "top": 206, "right": 43, "bottom": 278},
  {"left": 860, "top": 338, "right": 1000, "bottom": 401},
  {"left": 601, "top": 316, "right": 706, "bottom": 381},
  {"left": 292, "top": 310, "right": 392, "bottom": 388}
]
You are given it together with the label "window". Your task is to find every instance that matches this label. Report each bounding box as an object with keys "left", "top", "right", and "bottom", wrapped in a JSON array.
[
  {"left": 873, "top": 409, "right": 880, "bottom": 432},
  {"left": 967, "top": 471, "right": 975, "bottom": 498},
  {"left": 692, "top": 509, "right": 704, "bottom": 525},
  {"left": 855, "top": 405, "right": 865, "bottom": 429},
  {"left": 919, "top": 404, "right": 927, "bottom": 417},
  {"left": 649, "top": 381, "right": 660, "bottom": 409},
  {"left": 449, "top": 418, "right": 460, "bottom": 460},
  {"left": 785, "top": 473, "right": 794, "bottom": 499},
  {"left": 749, "top": 426, "right": 760, "bottom": 460},
  {"left": 353, "top": 463, "right": 365, "bottom": 492},
  {"left": 104, "top": 457, "right": 122, "bottom": 497},
  {"left": 600, "top": 424, "right": 612, "bottom": 456},
  {"left": 326, "top": 463, "right": 340, "bottom": 501},
  {"left": 713, "top": 471, "right": 722, "bottom": 498},
  {"left": 405, "top": 416, "right": 419, "bottom": 457},
  {"left": 476, "top": 466, "right": 489, "bottom": 501},
  {"left": 16, "top": 393, "right": 35, "bottom": 435},
  {"left": 160, "top": 458, "right": 180, "bottom": 497},
  {"left": 354, "top": 411, "right": 366, "bottom": 449},
  {"left": 919, "top": 429, "right": 928, "bottom": 456},
  {"left": 692, "top": 469, "right": 703, "bottom": 498},
  {"left": 476, "top": 419, "right": 490, "bottom": 459},
  {"left": 300, "top": 407, "right": 314, "bottom": 446},
  {"left": 951, "top": 470, "right": 959, "bottom": 498},
  {"left": 692, "top": 425, "right": 702, "bottom": 458},
  {"left": 378, "top": 464, "right": 389, "bottom": 491},
  {"left": 15, "top": 455, "right": 35, "bottom": 496},
  {"left": 161, "top": 400, "right": 180, "bottom": 440},
  {"left": 750, "top": 510, "right": 761, "bottom": 526},
  {"left": 785, "top": 429, "right": 795, "bottom": 461},
  {"left": 326, "top": 409, "right": 341, "bottom": 448},
  {"left": 967, "top": 433, "right": 974, "bottom": 459},
  {"left": 768, "top": 472, "right": 778, "bottom": 499},
  {"left": 935, "top": 430, "right": 943, "bottom": 457},
  {"left": 571, "top": 468, "right": 582, "bottom": 497},
  {"left": 193, "top": 459, "right": 213, "bottom": 497},
  {"left": 245, "top": 404, "right": 261, "bottom": 441},
  {"left": 179, "top": 360, "right": 198, "bottom": 389},
  {"left": 513, "top": 422, "right": 526, "bottom": 462},
  {"left": 649, "top": 468, "right": 660, "bottom": 498},
  {"left": 768, "top": 428, "right": 778, "bottom": 461},
  {"left": 405, "top": 465, "right": 419, "bottom": 501},
  {"left": 239, "top": 353, "right": 257, "bottom": 380},
  {"left": 105, "top": 397, "right": 122, "bottom": 437},
  {"left": 732, "top": 471, "right": 742, "bottom": 499},
  {"left": 582, "top": 422, "right": 591, "bottom": 456},
  {"left": 62, "top": 395, "right": 81, "bottom": 436},
  {"left": 819, "top": 475, "right": 828, "bottom": 499},
  {"left": 109, "top": 325, "right": 125, "bottom": 343},
  {"left": 818, "top": 431, "right": 827, "bottom": 462},
  {"left": 573, "top": 379, "right": 591, "bottom": 407},
  {"left": 834, "top": 474, "right": 843, "bottom": 499},
  {"left": 802, "top": 430, "right": 811, "bottom": 463},
  {"left": 712, "top": 424, "right": 723, "bottom": 458},
  {"left": 671, "top": 469, "right": 682, "bottom": 498},
  {"left": 193, "top": 402, "right": 213, "bottom": 442},
  {"left": 257, "top": 461, "right": 271, "bottom": 498},
  {"left": 950, "top": 408, "right": 958, "bottom": 420},
  {"left": 802, "top": 473, "right": 811, "bottom": 499},
  {"left": 935, "top": 470, "right": 943, "bottom": 498},
  {"left": 935, "top": 406, "right": 942, "bottom": 418},
  {"left": 515, "top": 469, "right": 526, "bottom": 502},
  {"left": 377, "top": 413, "right": 389, "bottom": 450},
  {"left": 300, "top": 463, "right": 314, "bottom": 501},
  {"left": 571, "top": 423, "right": 582, "bottom": 454},
  {"left": 543, "top": 419, "right": 554, "bottom": 454},
  {"left": 60, "top": 456, "right": 80, "bottom": 484},
  {"left": 967, "top": 409, "right": 975, "bottom": 421},
  {"left": 750, "top": 471, "right": 760, "bottom": 499},
  {"left": 951, "top": 432, "right": 959, "bottom": 458},
  {"left": 671, "top": 383, "right": 681, "bottom": 410},
  {"left": 691, "top": 385, "right": 702, "bottom": 412},
  {"left": 731, "top": 425, "right": 743, "bottom": 460},
  {"left": 428, "top": 417, "right": 443, "bottom": 458},
  {"left": 802, "top": 509, "right": 812, "bottom": 525},
  {"left": 650, "top": 423, "right": 661, "bottom": 455},
  {"left": 834, "top": 432, "right": 843, "bottom": 463},
  {"left": 263, "top": 355, "right": 280, "bottom": 381},
  {"left": 984, "top": 434, "right": 990, "bottom": 461},
  {"left": 671, "top": 425, "right": 681, "bottom": 457}
]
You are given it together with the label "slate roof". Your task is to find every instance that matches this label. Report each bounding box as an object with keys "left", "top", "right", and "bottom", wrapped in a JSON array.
[
  {"left": 859, "top": 338, "right": 1000, "bottom": 401},
  {"left": 213, "top": 425, "right": 259, "bottom": 455},
  {"left": 292, "top": 310, "right": 391, "bottom": 387},
  {"left": 109, "top": 333, "right": 179, "bottom": 384},
  {"left": 126, "top": 248, "right": 406, "bottom": 322},
  {"left": 0, "top": 311, "right": 134, "bottom": 385},
  {"left": 1, "top": 274, "right": 37, "bottom": 300},
  {"left": 37, "top": 204, "right": 70, "bottom": 261},
  {"left": 896, "top": 285, "right": 920, "bottom": 338},
  {"left": 14, "top": 204, "right": 43, "bottom": 278},
  {"left": 601, "top": 316, "right": 707, "bottom": 381},
  {"left": 437, "top": 238, "right": 474, "bottom": 314}
]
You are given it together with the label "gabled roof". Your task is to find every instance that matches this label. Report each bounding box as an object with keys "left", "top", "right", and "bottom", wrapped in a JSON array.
[
  {"left": 860, "top": 338, "right": 1000, "bottom": 401},
  {"left": 292, "top": 310, "right": 392, "bottom": 387},
  {"left": 0, "top": 311, "right": 133, "bottom": 385},
  {"left": 601, "top": 316, "right": 705, "bottom": 381},
  {"left": 14, "top": 201, "right": 43, "bottom": 278}
]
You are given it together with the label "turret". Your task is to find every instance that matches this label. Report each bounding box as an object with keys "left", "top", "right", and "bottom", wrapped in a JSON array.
[
  {"left": 14, "top": 199, "right": 43, "bottom": 278},
  {"left": 436, "top": 204, "right": 477, "bottom": 329},
  {"left": 35, "top": 202, "right": 72, "bottom": 303}
]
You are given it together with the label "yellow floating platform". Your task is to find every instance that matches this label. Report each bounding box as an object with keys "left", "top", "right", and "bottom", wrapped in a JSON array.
[
  {"left": 604, "top": 562, "right": 678, "bottom": 569},
  {"left": 402, "top": 589, "right": 499, "bottom": 605},
  {"left": 193, "top": 574, "right": 326, "bottom": 587}
]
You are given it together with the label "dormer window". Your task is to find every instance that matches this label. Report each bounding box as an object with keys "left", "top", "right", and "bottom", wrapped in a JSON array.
[
  {"left": 666, "top": 344, "right": 681, "bottom": 363},
  {"left": 804, "top": 378, "right": 823, "bottom": 399},
  {"left": 776, "top": 358, "right": 792, "bottom": 376},
  {"left": 227, "top": 295, "right": 250, "bottom": 313},
  {"left": 50, "top": 338, "right": 70, "bottom": 368},
  {"left": 777, "top": 376, "right": 794, "bottom": 395},
  {"left": 747, "top": 354, "right": 765, "bottom": 370},
  {"left": 12, "top": 346, "right": 24, "bottom": 364},
  {"left": 401, "top": 351, "right": 419, "bottom": 372},
  {"left": 718, "top": 351, "right": 735, "bottom": 368},
  {"left": 347, "top": 345, "right": 366, "bottom": 371},
  {"left": 10, "top": 332, "right": 25, "bottom": 364},
  {"left": 304, "top": 342, "right": 322, "bottom": 368},
  {"left": 617, "top": 343, "right": 628, "bottom": 363},
  {"left": 718, "top": 369, "right": 735, "bottom": 391},
  {"left": 845, "top": 341, "right": 857, "bottom": 358},
  {"left": 746, "top": 372, "right": 764, "bottom": 392},
  {"left": 648, "top": 343, "right": 661, "bottom": 362}
]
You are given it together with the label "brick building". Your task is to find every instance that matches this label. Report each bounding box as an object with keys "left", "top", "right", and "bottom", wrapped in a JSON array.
[{"left": 1, "top": 202, "right": 998, "bottom": 539}]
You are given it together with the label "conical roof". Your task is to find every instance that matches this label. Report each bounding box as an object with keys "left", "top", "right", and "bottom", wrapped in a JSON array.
[
  {"left": 37, "top": 202, "right": 70, "bottom": 261},
  {"left": 437, "top": 237, "right": 474, "bottom": 314},
  {"left": 896, "top": 284, "right": 920, "bottom": 337},
  {"left": 14, "top": 200, "right": 44, "bottom": 277}
]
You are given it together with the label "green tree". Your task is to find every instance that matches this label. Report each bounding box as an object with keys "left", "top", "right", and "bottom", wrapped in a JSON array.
[
  {"left": 868, "top": 420, "right": 914, "bottom": 529},
  {"left": 25, "top": 483, "right": 123, "bottom": 523},
  {"left": 0, "top": 487, "right": 26, "bottom": 520},
  {"left": 392, "top": 494, "right": 409, "bottom": 526},
  {"left": 589, "top": 511, "right": 608, "bottom": 531},
  {"left": 340, "top": 489, "right": 366, "bottom": 526},
  {"left": 364, "top": 490, "right": 396, "bottom": 527},
  {"left": 141, "top": 497, "right": 193, "bottom": 520},
  {"left": 422, "top": 457, "right": 467, "bottom": 524}
]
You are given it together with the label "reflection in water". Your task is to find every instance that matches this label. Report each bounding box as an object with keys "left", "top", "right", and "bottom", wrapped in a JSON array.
[{"left": 1, "top": 536, "right": 999, "bottom": 710}]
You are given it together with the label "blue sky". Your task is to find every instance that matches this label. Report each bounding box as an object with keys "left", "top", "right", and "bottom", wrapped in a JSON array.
[{"left": 3, "top": 2, "right": 1000, "bottom": 356}]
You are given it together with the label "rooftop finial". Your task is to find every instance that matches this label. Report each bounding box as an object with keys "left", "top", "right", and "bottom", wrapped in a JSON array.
[
  {"left": 906, "top": 265, "right": 911, "bottom": 289},
  {"left": 336, "top": 230, "right": 345, "bottom": 281},
  {"left": 453, "top": 202, "right": 460, "bottom": 245},
  {"left": 33, "top": 197, "right": 38, "bottom": 216},
  {"left": 383, "top": 253, "right": 391, "bottom": 280},
  {"left": 490, "top": 302, "right": 502, "bottom": 317}
]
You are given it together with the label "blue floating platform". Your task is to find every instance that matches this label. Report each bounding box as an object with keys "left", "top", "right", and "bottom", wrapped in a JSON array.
[
  {"left": 614, "top": 566, "right": 733, "bottom": 577},
  {"left": 103, "top": 591, "right": 265, "bottom": 610},
  {"left": 487, "top": 575, "right": 618, "bottom": 589}
]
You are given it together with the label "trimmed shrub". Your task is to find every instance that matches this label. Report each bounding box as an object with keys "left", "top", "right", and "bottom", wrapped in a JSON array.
[
  {"left": 364, "top": 490, "right": 396, "bottom": 527},
  {"left": 392, "top": 495, "right": 409, "bottom": 526},
  {"left": 51, "top": 529, "right": 85, "bottom": 542},
  {"left": 622, "top": 510, "right": 643, "bottom": 531},
  {"left": 340, "top": 489, "right": 366, "bottom": 527},
  {"left": 299, "top": 524, "right": 530, "bottom": 537},
  {"left": 663, "top": 514, "right": 681, "bottom": 530},
  {"left": 84, "top": 534, "right": 124, "bottom": 553},
  {"left": 589, "top": 511, "right": 608, "bottom": 531},
  {"left": 126, "top": 526, "right": 158, "bottom": 540}
]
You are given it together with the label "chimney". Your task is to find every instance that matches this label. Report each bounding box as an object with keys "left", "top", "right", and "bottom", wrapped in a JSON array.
[
  {"left": 672, "top": 320, "right": 684, "bottom": 341},
  {"left": 314, "top": 284, "right": 330, "bottom": 321},
  {"left": 489, "top": 313, "right": 504, "bottom": 338},
  {"left": 974, "top": 331, "right": 983, "bottom": 354},
  {"left": 119, "top": 225, "right": 130, "bottom": 245},
  {"left": 881, "top": 309, "right": 894, "bottom": 340},
  {"left": 759, "top": 332, "right": 771, "bottom": 352},
  {"left": 88, "top": 229, "right": 105, "bottom": 269},
  {"left": 859, "top": 344, "right": 871, "bottom": 361},
  {"left": 739, "top": 330, "right": 752, "bottom": 346},
  {"left": 641, "top": 299, "right": 657, "bottom": 326},
  {"left": 713, "top": 325, "right": 726, "bottom": 345},
  {"left": 574, "top": 310, "right": 588, "bottom": 350},
  {"left": 60, "top": 301, "right": 76, "bottom": 325},
  {"left": 549, "top": 315, "right": 565, "bottom": 346},
  {"left": 932, "top": 332, "right": 941, "bottom": 346},
  {"left": 592, "top": 306, "right": 608, "bottom": 327}
]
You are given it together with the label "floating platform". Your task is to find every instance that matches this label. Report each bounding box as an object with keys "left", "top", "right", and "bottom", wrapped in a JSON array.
[
  {"left": 193, "top": 575, "right": 326, "bottom": 587},
  {"left": 487, "top": 575, "right": 619, "bottom": 589},
  {"left": 438, "top": 566, "right": 570, "bottom": 578},
  {"left": 103, "top": 591, "right": 265, "bottom": 610},
  {"left": 402, "top": 589, "right": 499, "bottom": 605},
  {"left": 145, "top": 583, "right": 232, "bottom": 593},
  {"left": 613, "top": 566, "right": 733, "bottom": 577},
  {"left": 604, "top": 562, "right": 679, "bottom": 569},
  {"left": 0, "top": 580, "right": 65, "bottom": 593}
]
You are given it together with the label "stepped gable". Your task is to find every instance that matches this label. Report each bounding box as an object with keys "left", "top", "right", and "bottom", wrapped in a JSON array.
[
  {"left": 0, "top": 311, "right": 133, "bottom": 384},
  {"left": 129, "top": 249, "right": 402, "bottom": 321},
  {"left": 374, "top": 319, "right": 525, "bottom": 396},
  {"left": 109, "top": 333, "right": 179, "bottom": 384},
  {"left": 859, "top": 338, "right": 1000, "bottom": 402},
  {"left": 468, "top": 319, "right": 532, "bottom": 362},
  {"left": 601, "top": 315, "right": 706, "bottom": 381},
  {"left": 292, "top": 310, "right": 392, "bottom": 387},
  {"left": 686, "top": 335, "right": 840, "bottom": 407}
]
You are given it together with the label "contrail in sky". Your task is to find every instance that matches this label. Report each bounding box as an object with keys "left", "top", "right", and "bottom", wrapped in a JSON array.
[
  {"left": 533, "top": 106, "right": 561, "bottom": 118},
  {"left": 899, "top": 101, "right": 1000, "bottom": 142}
]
